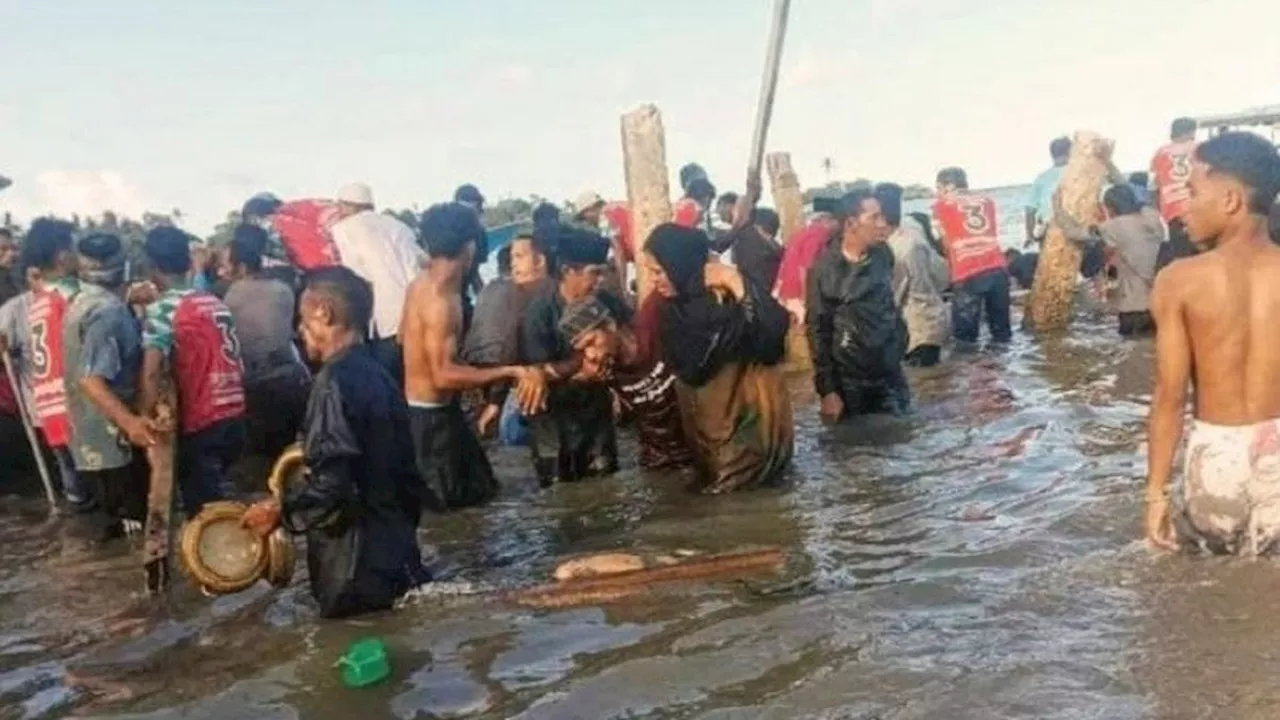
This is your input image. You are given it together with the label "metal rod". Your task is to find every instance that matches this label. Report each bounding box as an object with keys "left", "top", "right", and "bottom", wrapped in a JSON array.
[
  {"left": 747, "top": 0, "right": 792, "bottom": 176},
  {"left": 2, "top": 351, "right": 58, "bottom": 511}
]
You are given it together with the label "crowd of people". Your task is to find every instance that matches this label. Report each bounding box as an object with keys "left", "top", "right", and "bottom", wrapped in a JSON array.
[{"left": 1, "top": 118, "right": 1280, "bottom": 618}]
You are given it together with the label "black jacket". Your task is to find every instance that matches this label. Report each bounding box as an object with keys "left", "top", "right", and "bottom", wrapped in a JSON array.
[
  {"left": 282, "top": 343, "right": 429, "bottom": 619},
  {"left": 804, "top": 242, "right": 908, "bottom": 397}
]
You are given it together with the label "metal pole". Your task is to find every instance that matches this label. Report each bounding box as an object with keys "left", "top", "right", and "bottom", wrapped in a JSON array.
[
  {"left": 2, "top": 352, "right": 58, "bottom": 511},
  {"left": 747, "top": 0, "right": 792, "bottom": 176}
]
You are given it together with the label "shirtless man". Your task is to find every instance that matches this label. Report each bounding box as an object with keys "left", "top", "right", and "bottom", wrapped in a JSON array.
[
  {"left": 401, "top": 202, "right": 546, "bottom": 510},
  {"left": 1145, "top": 132, "right": 1280, "bottom": 555}
]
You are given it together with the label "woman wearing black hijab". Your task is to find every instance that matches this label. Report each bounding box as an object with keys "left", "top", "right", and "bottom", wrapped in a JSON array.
[{"left": 641, "top": 223, "right": 793, "bottom": 494}]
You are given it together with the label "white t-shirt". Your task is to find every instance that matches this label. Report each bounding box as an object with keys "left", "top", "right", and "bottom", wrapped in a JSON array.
[{"left": 330, "top": 211, "right": 425, "bottom": 338}]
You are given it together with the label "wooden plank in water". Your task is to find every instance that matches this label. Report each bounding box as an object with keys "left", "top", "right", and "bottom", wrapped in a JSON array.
[
  {"left": 143, "top": 369, "right": 177, "bottom": 594},
  {"left": 621, "top": 105, "right": 673, "bottom": 304}
]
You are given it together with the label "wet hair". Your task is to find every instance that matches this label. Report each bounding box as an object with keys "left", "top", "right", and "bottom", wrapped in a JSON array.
[
  {"left": 936, "top": 167, "right": 969, "bottom": 190},
  {"left": 716, "top": 192, "right": 739, "bottom": 208},
  {"left": 753, "top": 207, "right": 781, "bottom": 238},
  {"left": 1128, "top": 171, "right": 1149, "bottom": 188},
  {"left": 1102, "top": 184, "right": 1142, "bottom": 217},
  {"left": 496, "top": 245, "right": 513, "bottom": 276},
  {"left": 1050, "top": 136, "right": 1072, "bottom": 161},
  {"left": 873, "top": 182, "right": 904, "bottom": 227},
  {"left": 420, "top": 202, "right": 485, "bottom": 259},
  {"left": 687, "top": 177, "right": 717, "bottom": 204},
  {"left": 143, "top": 226, "right": 193, "bottom": 275},
  {"left": 230, "top": 223, "right": 267, "bottom": 272},
  {"left": 304, "top": 265, "right": 373, "bottom": 333},
  {"left": 1194, "top": 132, "right": 1280, "bottom": 214},
  {"left": 21, "top": 218, "right": 74, "bottom": 271},
  {"left": 1171, "top": 117, "right": 1197, "bottom": 139}
]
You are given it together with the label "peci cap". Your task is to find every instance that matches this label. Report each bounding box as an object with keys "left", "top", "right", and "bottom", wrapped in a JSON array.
[
  {"left": 573, "top": 191, "right": 606, "bottom": 217},
  {"left": 336, "top": 182, "right": 375, "bottom": 207}
]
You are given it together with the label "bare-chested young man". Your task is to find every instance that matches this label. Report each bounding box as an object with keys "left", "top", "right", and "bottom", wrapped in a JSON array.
[
  {"left": 401, "top": 202, "right": 546, "bottom": 510},
  {"left": 1145, "top": 132, "right": 1280, "bottom": 555}
]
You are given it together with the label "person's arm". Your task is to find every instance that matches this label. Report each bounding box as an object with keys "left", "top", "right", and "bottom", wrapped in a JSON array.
[
  {"left": 518, "top": 297, "right": 582, "bottom": 380},
  {"left": 804, "top": 260, "right": 837, "bottom": 398},
  {"left": 78, "top": 309, "right": 155, "bottom": 446},
  {"left": 136, "top": 302, "right": 173, "bottom": 419},
  {"left": 1024, "top": 179, "right": 1041, "bottom": 244},
  {"left": 422, "top": 296, "right": 520, "bottom": 390},
  {"left": 1051, "top": 188, "right": 1095, "bottom": 246},
  {"left": 1144, "top": 268, "right": 1190, "bottom": 549}
]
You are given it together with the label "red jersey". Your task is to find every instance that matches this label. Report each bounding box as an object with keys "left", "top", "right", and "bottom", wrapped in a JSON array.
[
  {"left": 932, "top": 194, "right": 1007, "bottom": 284},
  {"left": 775, "top": 217, "right": 836, "bottom": 301},
  {"left": 271, "top": 199, "right": 343, "bottom": 270},
  {"left": 672, "top": 198, "right": 704, "bottom": 230},
  {"left": 1151, "top": 140, "right": 1197, "bottom": 223},
  {"left": 171, "top": 292, "right": 246, "bottom": 434},
  {"left": 602, "top": 202, "right": 635, "bottom": 261},
  {"left": 28, "top": 285, "right": 74, "bottom": 446}
]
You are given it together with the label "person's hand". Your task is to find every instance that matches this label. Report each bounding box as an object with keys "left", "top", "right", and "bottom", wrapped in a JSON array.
[
  {"left": 1143, "top": 493, "right": 1177, "bottom": 551},
  {"left": 704, "top": 263, "right": 745, "bottom": 299},
  {"left": 126, "top": 281, "right": 159, "bottom": 306},
  {"left": 119, "top": 413, "right": 158, "bottom": 447},
  {"left": 242, "top": 498, "right": 282, "bottom": 538},
  {"left": 819, "top": 393, "right": 844, "bottom": 423},
  {"left": 476, "top": 403, "right": 501, "bottom": 437},
  {"left": 513, "top": 366, "right": 549, "bottom": 416}
]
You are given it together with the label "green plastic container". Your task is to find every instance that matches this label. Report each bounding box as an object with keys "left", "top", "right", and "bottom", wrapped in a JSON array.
[{"left": 338, "top": 637, "right": 391, "bottom": 688}]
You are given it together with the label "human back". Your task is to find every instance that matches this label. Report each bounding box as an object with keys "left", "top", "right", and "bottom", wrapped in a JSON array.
[
  {"left": 401, "top": 271, "right": 462, "bottom": 406},
  {"left": 1172, "top": 243, "right": 1280, "bottom": 424}
]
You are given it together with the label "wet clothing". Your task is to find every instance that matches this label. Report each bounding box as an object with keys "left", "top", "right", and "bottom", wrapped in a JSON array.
[
  {"left": 464, "top": 276, "right": 552, "bottom": 410},
  {"left": 1007, "top": 251, "right": 1039, "bottom": 291},
  {"left": 28, "top": 278, "right": 79, "bottom": 448},
  {"left": 806, "top": 242, "right": 911, "bottom": 415},
  {"left": 1096, "top": 207, "right": 1163, "bottom": 316},
  {"left": 520, "top": 285, "right": 628, "bottom": 485},
  {"left": 177, "top": 417, "right": 244, "bottom": 513},
  {"left": 1155, "top": 218, "right": 1199, "bottom": 274},
  {"left": 143, "top": 284, "right": 246, "bottom": 435},
  {"left": 408, "top": 402, "right": 497, "bottom": 511},
  {"left": 225, "top": 275, "right": 310, "bottom": 456},
  {"left": 951, "top": 268, "right": 1012, "bottom": 344},
  {"left": 63, "top": 282, "right": 143, "bottom": 473},
  {"left": 932, "top": 194, "right": 1007, "bottom": 284},
  {"left": 1117, "top": 310, "right": 1154, "bottom": 338},
  {"left": 282, "top": 343, "right": 430, "bottom": 619},
  {"left": 730, "top": 225, "right": 783, "bottom": 296},
  {"left": 904, "top": 344, "right": 941, "bottom": 368},
  {"left": 1175, "top": 418, "right": 1280, "bottom": 556},
  {"left": 659, "top": 279, "right": 793, "bottom": 493},
  {"left": 611, "top": 295, "right": 692, "bottom": 470},
  {"left": 74, "top": 455, "right": 149, "bottom": 543},
  {"left": 886, "top": 217, "right": 950, "bottom": 355}
]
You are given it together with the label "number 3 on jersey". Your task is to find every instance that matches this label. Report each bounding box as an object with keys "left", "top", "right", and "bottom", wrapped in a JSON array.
[
  {"left": 29, "top": 319, "right": 50, "bottom": 378},
  {"left": 962, "top": 202, "right": 991, "bottom": 234},
  {"left": 213, "top": 312, "right": 242, "bottom": 367}
]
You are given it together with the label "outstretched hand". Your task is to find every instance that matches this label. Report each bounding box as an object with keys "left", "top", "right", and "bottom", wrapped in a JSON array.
[
  {"left": 242, "top": 498, "right": 282, "bottom": 539},
  {"left": 513, "top": 366, "right": 549, "bottom": 416}
]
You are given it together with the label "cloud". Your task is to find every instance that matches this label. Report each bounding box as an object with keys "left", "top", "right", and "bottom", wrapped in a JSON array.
[
  {"left": 780, "top": 46, "right": 860, "bottom": 91},
  {"left": 0, "top": 170, "right": 150, "bottom": 224}
]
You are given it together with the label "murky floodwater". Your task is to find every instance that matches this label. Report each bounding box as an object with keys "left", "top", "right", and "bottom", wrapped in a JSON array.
[{"left": 3, "top": 300, "right": 1277, "bottom": 720}]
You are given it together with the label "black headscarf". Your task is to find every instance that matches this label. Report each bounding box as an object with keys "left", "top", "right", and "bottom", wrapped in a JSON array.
[{"left": 647, "top": 223, "right": 746, "bottom": 387}]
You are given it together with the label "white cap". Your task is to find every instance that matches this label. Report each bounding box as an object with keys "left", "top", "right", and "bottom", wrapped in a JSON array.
[
  {"left": 336, "top": 182, "right": 375, "bottom": 207},
  {"left": 573, "top": 191, "right": 605, "bottom": 216}
]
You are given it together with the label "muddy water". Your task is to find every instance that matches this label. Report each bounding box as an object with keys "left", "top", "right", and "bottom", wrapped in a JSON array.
[{"left": 1, "top": 307, "right": 1275, "bottom": 720}]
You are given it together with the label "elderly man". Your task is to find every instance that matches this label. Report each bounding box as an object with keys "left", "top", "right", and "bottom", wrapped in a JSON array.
[{"left": 330, "top": 182, "right": 424, "bottom": 386}]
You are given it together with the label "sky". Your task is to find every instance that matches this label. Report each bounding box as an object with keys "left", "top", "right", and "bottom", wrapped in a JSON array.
[{"left": 1, "top": 0, "right": 1278, "bottom": 234}]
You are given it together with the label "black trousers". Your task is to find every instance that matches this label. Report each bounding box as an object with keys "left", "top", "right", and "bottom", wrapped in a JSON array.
[
  {"left": 409, "top": 403, "right": 498, "bottom": 511},
  {"left": 1118, "top": 311, "right": 1155, "bottom": 338},
  {"left": 904, "top": 344, "right": 942, "bottom": 368}
]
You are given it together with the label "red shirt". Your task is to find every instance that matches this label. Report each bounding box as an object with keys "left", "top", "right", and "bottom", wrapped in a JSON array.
[
  {"left": 1151, "top": 140, "right": 1197, "bottom": 223},
  {"left": 602, "top": 202, "right": 635, "bottom": 261},
  {"left": 28, "top": 285, "right": 74, "bottom": 447},
  {"left": 672, "top": 198, "right": 704, "bottom": 230},
  {"left": 775, "top": 218, "right": 836, "bottom": 301},
  {"left": 271, "top": 199, "right": 343, "bottom": 270},
  {"left": 932, "top": 194, "right": 1007, "bottom": 284}
]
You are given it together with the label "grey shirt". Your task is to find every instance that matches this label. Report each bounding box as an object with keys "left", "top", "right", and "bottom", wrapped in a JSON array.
[
  {"left": 886, "top": 217, "right": 951, "bottom": 351},
  {"left": 1097, "top": 208, "right": 1164, "bottom": 314},
  {"left": 0, "top": 292, "right": 34, "bottom": 420},
  {"left": 64, "top": 283, "right": 142, "bottom": 471},
  {"left": 224, "top": 276, "right": 302, "bottom": 384}
]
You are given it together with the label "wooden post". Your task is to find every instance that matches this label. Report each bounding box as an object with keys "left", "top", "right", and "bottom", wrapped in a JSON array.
[
  {"left": 1026, "top": 130, "right": 1113, "bottom": 332},
  {"left": 747, "top": 0, "right": 792, "bottom": 176},
  {"left": 621, "top": 105, "right": 673, "bottom": 304},
  {"left": 143, "top": 368, "right": 178, "bottom": 594},
  {"left": 765, "top": 152, "right": 805, "bottom": 245}
]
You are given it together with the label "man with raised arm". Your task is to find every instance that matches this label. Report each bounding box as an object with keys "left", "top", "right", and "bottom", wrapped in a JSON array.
[{"left": 1145, "top": 132, "right": 1280, "bottom": 555}]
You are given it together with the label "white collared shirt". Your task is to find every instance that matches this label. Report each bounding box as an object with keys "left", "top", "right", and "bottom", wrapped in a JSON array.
[{"left": 330, "top": 210, "right": 425, "bottom": 338}]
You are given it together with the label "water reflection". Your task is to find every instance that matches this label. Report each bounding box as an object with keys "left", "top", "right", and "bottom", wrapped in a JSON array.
[{"left": 0, "top": 306, "right": 1255, "bottom": 719}]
